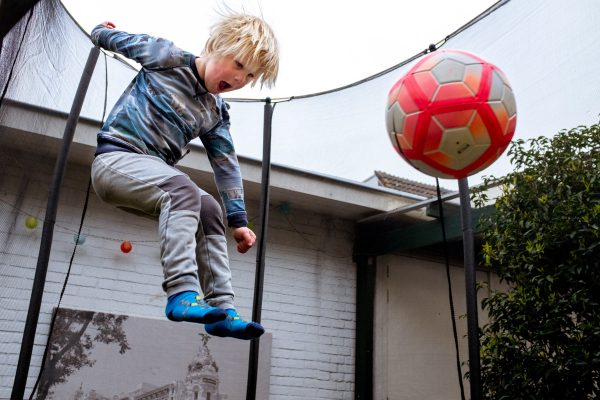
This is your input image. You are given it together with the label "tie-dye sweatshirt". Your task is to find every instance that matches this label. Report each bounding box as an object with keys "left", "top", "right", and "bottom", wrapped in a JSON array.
[{"left": 91, "top": 25, "right": 247, "bottom": 228}]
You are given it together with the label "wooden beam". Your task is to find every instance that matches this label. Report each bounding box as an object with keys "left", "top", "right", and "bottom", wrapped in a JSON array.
[{"left": 354, "top": 205, "right": 494, "bottom": 256}]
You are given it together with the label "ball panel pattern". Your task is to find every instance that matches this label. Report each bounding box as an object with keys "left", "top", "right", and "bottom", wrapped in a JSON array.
[{"left": 385, "top": 49, "right": 517, "bottom": 179}]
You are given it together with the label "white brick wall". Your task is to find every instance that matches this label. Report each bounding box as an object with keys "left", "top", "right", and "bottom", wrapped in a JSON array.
[{"left": 0, "top": 149, "right": 356, "bottom": 400}]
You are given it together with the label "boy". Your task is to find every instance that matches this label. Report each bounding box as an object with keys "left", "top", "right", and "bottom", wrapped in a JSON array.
[{"left": 89, "top": 13, "right": 279, "bottom": 340}]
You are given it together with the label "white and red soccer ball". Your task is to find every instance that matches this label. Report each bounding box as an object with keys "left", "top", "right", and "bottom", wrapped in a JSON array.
[{"left": 385, "top": 49, "right": 516, "bottom": 179}]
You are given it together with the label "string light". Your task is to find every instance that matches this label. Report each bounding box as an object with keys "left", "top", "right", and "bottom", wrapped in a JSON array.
[
  {"left": 24, "top": 216, "right": 38, "bottom": 229},
  {"left": 73, "top": 233, "right": 86, "bottom": 245},
  {"left": 120, "top": 240, "right": 132, "bottom": 253}
]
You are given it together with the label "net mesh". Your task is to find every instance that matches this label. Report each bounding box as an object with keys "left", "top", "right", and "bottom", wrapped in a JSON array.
[{"left": 3, "top": 0, "right": 600, "bottom": 397}]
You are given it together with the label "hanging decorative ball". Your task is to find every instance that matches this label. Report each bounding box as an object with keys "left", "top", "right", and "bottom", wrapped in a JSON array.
[
  {"left": 74, "top": 233, "right": 86, "bottom": 245},
  {"left": 120, "top": 240, "right": 133, "bottom": 253},
  {"left": 25, "top": 216, "right": 39, "bottom": 229},
  {"left": 385, "top": 49, "right": 517, "bottom": 179}
]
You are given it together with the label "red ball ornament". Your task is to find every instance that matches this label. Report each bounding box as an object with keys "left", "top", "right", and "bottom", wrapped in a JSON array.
[
  {"left": 120, "top": 240, "right": 132, "bottom": 253},
  {"left": 385, "top": 49, "right": 517, "bottom": 179}
]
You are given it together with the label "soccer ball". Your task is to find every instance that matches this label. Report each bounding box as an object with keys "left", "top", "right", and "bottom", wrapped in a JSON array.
[{"left": 385, "top": 49, "right": 517, "bottom": 179}]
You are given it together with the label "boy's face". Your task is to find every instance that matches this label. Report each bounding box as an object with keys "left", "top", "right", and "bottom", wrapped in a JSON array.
[{"left": 202, "top": 55, "right": 256, "bottom": 94}]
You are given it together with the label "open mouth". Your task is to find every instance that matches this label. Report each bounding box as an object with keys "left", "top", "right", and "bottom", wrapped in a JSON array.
[{"left": 218, "top": 81, "right": 231, "bottom": 92}]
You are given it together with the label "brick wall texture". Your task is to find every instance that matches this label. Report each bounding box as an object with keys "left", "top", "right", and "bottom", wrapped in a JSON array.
[{"left": 0, "top": 149, "right": 356, "bottom": 400}]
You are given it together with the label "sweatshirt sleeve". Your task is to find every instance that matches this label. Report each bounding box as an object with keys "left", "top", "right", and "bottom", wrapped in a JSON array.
[
  {"left": 200, "top": 101, "right": 248, "bottom": 228},
  {"left": 90, "top": 24, "right": 182, "bottom": 69}
]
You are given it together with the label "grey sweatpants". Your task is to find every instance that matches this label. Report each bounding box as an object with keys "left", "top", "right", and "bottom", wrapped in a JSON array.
[{"left": 91, "top": 151, "right": 235, "bottom": 309}]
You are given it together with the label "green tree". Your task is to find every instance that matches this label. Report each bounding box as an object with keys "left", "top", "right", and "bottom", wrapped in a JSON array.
[
  {"left": 473, "top": 122, "right": 600, "bottom": 399},
  {"left": 36, "top": 308, "right": 130, "bottom": 399}
]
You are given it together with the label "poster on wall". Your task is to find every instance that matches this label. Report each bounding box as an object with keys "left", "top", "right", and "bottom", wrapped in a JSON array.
[{"left": 37, "top": 307, "right": 272, "bottom": 400}]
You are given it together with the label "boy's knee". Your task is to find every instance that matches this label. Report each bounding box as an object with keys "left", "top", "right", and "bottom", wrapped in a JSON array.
[
  {"left": 200, "top": 195, "right": 225, "bottom": 235},
  {"left": 159, "top": 175, "right": 202, "bottom": 212}
]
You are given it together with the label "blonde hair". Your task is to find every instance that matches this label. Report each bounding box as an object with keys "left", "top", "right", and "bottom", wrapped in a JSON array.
[{"left": 203, "top": 12, "right": 279, "bottom": 89}]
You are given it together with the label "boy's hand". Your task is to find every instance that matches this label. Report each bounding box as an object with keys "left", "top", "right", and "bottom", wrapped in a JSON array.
[
  {"left": 232, "top": 227, "right": 256, "bottom": 253},
  {"left": 101, "top": 21, "right": 116, "bottom": 29}
]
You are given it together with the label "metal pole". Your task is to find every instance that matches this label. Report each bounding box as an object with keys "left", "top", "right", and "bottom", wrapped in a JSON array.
[
  {"left": 458, "top": 177, "right": 481, "bottom": 400},
  {"left": 246, "top": 98, "right": 273, "bottom": 400},
  {"left": 11, "top": 45, "right": 100, "bottom": 400},
  {"left": 354, "top": 256, "right": 375, "bottom": 399}
]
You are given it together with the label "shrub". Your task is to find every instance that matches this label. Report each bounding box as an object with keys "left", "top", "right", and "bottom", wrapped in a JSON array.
[{"left": 473, "top": 122, "right": 600, "bottom": 399}]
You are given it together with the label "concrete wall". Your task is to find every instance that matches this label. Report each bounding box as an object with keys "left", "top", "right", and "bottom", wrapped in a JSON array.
[
  {"left": 0, "top": 148, "right": 357, "bottom": 400},
  {"left": 373, "top": 253, "right": 500, "bottom": 400}
]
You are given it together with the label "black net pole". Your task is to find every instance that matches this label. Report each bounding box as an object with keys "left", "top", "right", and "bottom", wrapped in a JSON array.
[
  {"left": 458, "top": 177, "right": 481, "bottom": 400},
  {"left": 11, "top": 45, "right": 100, "bottom": 400},
  {"left": 246, "top": 98, "right": 273, "bottom": 400}
]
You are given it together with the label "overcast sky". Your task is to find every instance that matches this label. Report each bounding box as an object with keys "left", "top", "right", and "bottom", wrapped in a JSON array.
[{"left": 61, "top": 0, "right": 498, "bottom": 99}]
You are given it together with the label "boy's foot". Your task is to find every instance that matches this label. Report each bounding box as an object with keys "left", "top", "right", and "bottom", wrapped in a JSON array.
[
  {"left": 165, "top": 291, "right": 227, "bottom": 324},
  {"left": 204, "top": 309, "right": 265, "bottom": 340}
]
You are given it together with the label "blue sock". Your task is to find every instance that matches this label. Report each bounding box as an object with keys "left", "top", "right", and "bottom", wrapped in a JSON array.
[
  {"left": 204, "top": 308, "right": 265, "bottom": 340},
  {"left": 165, "top": 291, "right": 227, "bottom": 324}
]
